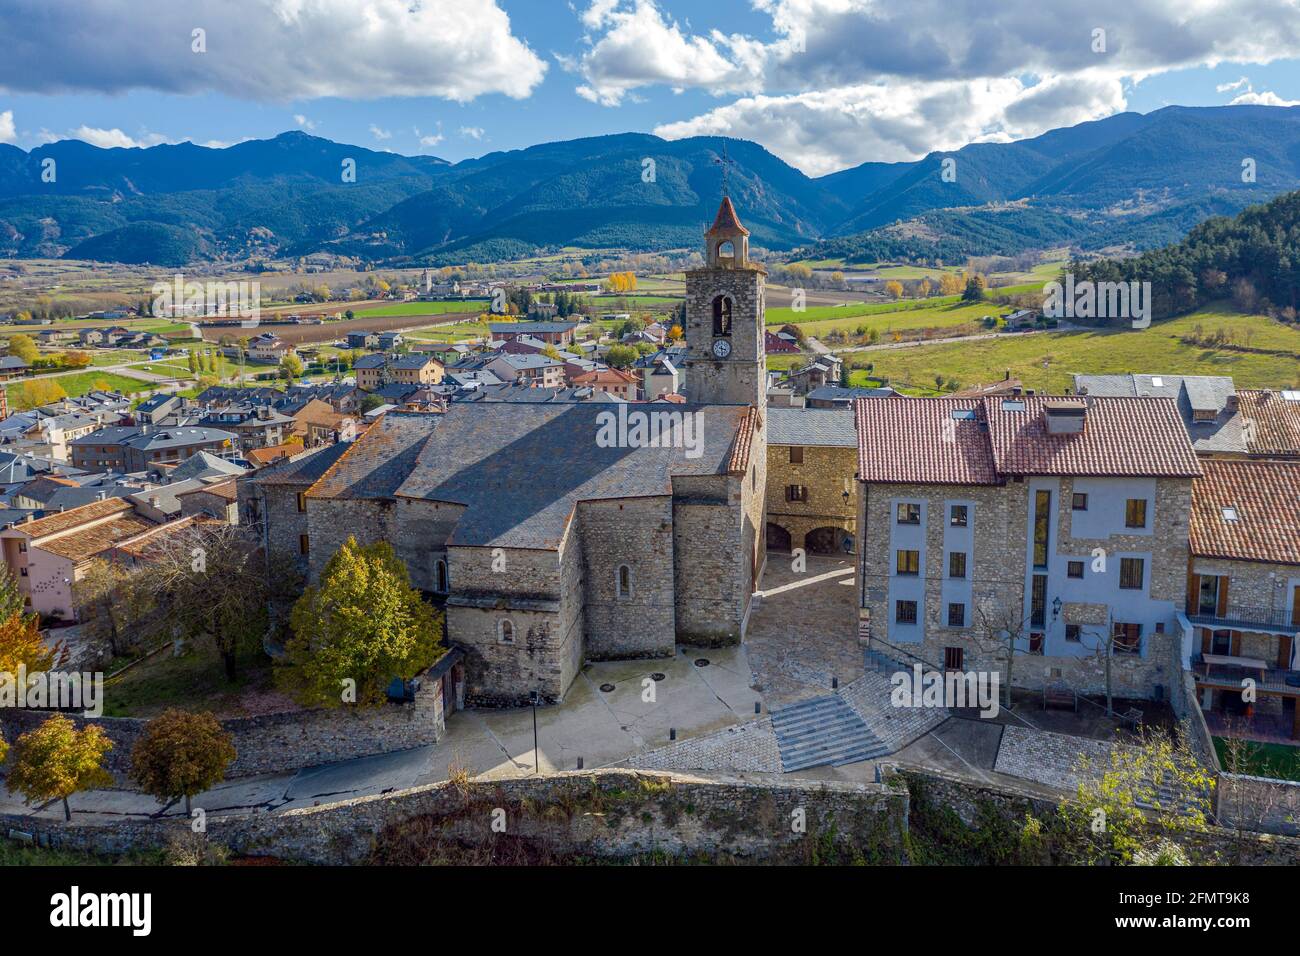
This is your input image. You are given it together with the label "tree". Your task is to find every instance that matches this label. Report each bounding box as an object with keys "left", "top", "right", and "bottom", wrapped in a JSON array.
[
  {"left": 13, "top": 379, "right": 67, "bottom": 410},
  {"left": 1055, "top": 728, "right": 1214, "bottom": 865},
  {"left": 0, "top": 608, "right": 64, "bottom": 675},
  {"left": 61, "top": 350, "right": 92, "bottom": 369},
  {"left": 6, "top": 333, "right": 39, "bottom": 364},
  {"left": 938, "top": 273, "right": 965, "bottom": 296},
  {"left": 71, "top": 558, "right": 147, "bottom": 660},
  {"left": 6, "top": 715, "right": 114, "bottom": 821},
  {"left": 283, "top": 538, "right": 443, "bottom": 708},
  {"left": 962, "top": 274, "right": 987, "bottom": 301},
  {"left": 279, "top": 353, "right": 304, "bottom": 381},
  {"left": 605, "top": 344, "right": 637, "bottom": 368},
  {"left": 884, "top": 280, "right": 904, "bottom": 300},
  {"left": 130, "top": 709, "right": 236, "bottom": 816},
  {"left": 971, "top": 598, "right": 1031, "bottom": 709},
  {"left": 130, "top": 524, "right": 274, "bottom": 682}
]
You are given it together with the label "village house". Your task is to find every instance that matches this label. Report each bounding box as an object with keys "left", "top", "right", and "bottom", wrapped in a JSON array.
[
  {"left": 70, "top": 425, "right": 236, "bottom": 472},
  {"left": 1184, "top": 459, "right": 1300, "bottom": 739},
  {"left": 488, "top": 320, "right": 578, "bottom": 347},
  {"left": 855, "top": 395, "right": 1203, "bottom": 699},
  {"left": 764, "top": 407, "right": 858, "bottom": 555},
  {"left": 484, "top": 352, "right": 566, "bottom": 389},
  {"left": 569, "top": 366, "right": 640, "bottom": 400}
]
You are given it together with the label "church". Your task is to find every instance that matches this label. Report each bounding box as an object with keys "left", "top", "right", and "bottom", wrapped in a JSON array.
[{"left": 247, "top": 197, "right": 770, "bottom": 706}]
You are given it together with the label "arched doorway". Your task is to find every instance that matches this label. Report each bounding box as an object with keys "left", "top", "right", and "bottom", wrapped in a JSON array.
[
  {"left": 806, "top": 526, "right": 853, "bottom": 555},
  {"left": 766, "top": 522, "right": 792, "bottom": 552}
]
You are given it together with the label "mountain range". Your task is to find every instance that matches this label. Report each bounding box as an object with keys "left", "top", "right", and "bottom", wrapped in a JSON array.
[{"left": 3, "top": 105, "right": 1300, "bottom": 267}]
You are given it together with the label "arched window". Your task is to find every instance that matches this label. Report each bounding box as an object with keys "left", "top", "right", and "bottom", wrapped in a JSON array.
[
  {"left": 498, "top": 619, "right": 514, "bottom": 644},
  {"left": 616, "top": 564, "right": 632, "bottom": 599},
  {"left": 717, "top": 240, "right": 735, "bottom": 260},
  {"left": 435, "top": 559, "right": 448, "bottom": 593},
  {"left": 711, "top": 295, "right": 733, "bottom": 336}
]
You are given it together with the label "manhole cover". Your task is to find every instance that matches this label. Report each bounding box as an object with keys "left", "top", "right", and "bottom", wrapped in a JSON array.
[
  {"left": 599, "top": 683, "right": 616, "bottom": 693},
  {"left": 650, "top": 672, "right": 666, "bottom": 681},
  {"left": 694, "top": 658, "right": 710, "bottom": 667}
]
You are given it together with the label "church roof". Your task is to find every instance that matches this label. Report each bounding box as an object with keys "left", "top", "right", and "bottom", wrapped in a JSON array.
[
  {"left": 706, "top": 196, "right": 749, "bottom": 237},
  {"left": 307, "top": 404, "right": 755, "bottom": 550}
]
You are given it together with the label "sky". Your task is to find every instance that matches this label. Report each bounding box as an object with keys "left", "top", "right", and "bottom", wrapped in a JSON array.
[{"left": 1, "top": 0, "right": 1300, "bottom": 177}]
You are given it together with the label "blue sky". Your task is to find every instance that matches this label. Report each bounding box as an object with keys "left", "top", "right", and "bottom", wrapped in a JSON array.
[{"left": 1, "top": 0, "right": 1299, "bottom": 176}]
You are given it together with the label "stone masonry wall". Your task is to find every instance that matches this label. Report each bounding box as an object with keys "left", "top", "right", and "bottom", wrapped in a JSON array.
[
  {"left": 0, "top": 769, "right": 907, "bottom": 865},
  {"left": 0, "top": 676, "right": 445, "bottom": 784},
  {"left": 766, "top": 442, "right": 857, "bottom": 551},
  {"left": 578, "top": 496, "right": 676, "bottom": 659},
  {"left": 672, "top": 474, "right": 747, "bottom": 645}
]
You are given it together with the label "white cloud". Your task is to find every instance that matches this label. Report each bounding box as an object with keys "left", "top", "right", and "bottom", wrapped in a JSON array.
[
  {"left": 0, "top": 0, "right": 547, "bottom": 102},
  {"left": 415, "top": 124, "right": 445, "bottom": 149},
  {"left": 293, "top": 114, "right": 316, "bottom": 130},
  {"left": 459, "top": 126, "right": 486, "bottom": 140},
  {"left": 655, "top": 74, "right": 1126, "bottom": 175},
  {"left": 1230, "top": 89, "right": 1300, "bottom": 106},
  {"left": 369, "top": 125, "right": 392, "bottom": 140},
  {"left": 586, "top": 0, "right": 1300, "bottom": 171},
  {"left": 1217, "top": 76, "right": 1250, "bottom": 93},
  {"left": 67, "top": 126, "right": 171, "bottom": 149},
  {"left": 0, "top": 110, "right": 15, "bottom": 144}
]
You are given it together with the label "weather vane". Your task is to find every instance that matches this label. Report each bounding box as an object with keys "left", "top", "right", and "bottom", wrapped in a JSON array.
[{"left": 714, "top": 140, "right": 734, "bottom": 199}]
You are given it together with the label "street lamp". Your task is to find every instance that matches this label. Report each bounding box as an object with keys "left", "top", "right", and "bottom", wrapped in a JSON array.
[
  {"left": 529, "top": 690, "right": 540, "bottom": 775},
  {"left": 1051, "top": 596, "right": 1062, "bottom": 621}
]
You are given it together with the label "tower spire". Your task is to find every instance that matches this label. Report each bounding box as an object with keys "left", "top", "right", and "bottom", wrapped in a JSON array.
[{"left": 714, "top": 140, "right": 734, "bottom": 200}]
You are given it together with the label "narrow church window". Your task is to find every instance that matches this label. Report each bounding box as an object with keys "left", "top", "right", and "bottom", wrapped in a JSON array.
[
  {"left": 617, "top": 564, "right": 631, "bottom": 599},
  {"left": 498, "top": 620, "right": 514, "bottom": 644},
  {"left": 711, "top": 295, "right": 733, "bottom": 336},
  {"left": 435, "top": 559, "right": 448, "bottom": 593}
]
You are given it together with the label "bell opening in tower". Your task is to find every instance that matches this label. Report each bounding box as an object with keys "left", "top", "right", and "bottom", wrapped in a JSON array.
[{"left": 712, "top": 295, "right": 733, "bottom": 336}]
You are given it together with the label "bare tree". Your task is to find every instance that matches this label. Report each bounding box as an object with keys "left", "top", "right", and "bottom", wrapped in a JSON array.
[{"left": 971, "top": 598, "right": 1033, "bottom": 709}]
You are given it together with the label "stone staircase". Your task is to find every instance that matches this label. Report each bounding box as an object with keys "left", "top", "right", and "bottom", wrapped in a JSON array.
[{"left": 769, "top": 694, "right": 889, "bottom": 772}]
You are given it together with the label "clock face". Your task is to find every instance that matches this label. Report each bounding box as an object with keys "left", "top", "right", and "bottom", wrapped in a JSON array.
[{"left": 711, "top": 338, "right": 732, "bottom": 358}]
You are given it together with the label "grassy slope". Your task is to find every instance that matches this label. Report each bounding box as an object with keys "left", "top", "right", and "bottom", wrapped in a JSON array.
[
  {"left": 842, "top": 307, "right": 1300, "bottom": 394},
  {"left": 5, "top": 369, "right": 157, "bottom": 403}
]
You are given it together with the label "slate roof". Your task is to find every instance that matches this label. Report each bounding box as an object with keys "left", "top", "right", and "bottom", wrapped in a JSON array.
[
  {"left": 855, "top": 395, "right": 1202, "bottom": 484},
  {"left": 808, "top": 385, "right": 896, "bottom": 404},
  {"left": 353, "top": 354, "right": 386, "bottom": 369},
  {"left": 167, "top": 451, "right": 246, "bottom": 481},
  {"left": 250, "top": 441, "right": 352, "bottom": 485},
  {"left": 488, "top": 321, "right": 578, "bottom": 335},
  {"left": 767, "top": 407, "right": 857, "bottom": 447},
  {"left": 1190, "top": 460, "right": 1300, "bottom": 565},
  {"left": 1072, "top": 374, "right": 1245, "bottom": 453},
  {"left": 1238, "top": 389, "right": 1300, "bottom": 457},
  {"left": 308, "top": 404, "right": 753, "bottom": 549}
]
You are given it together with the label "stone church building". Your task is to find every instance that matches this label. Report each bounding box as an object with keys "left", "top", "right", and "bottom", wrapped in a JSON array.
[{"left": 246, "top": 198, "right": 769, "bottom": 705}]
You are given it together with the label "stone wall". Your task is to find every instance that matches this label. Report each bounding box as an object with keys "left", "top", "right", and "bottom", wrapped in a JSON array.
[
  {"left": 1217, "top": 773, "right": 1300, "bottom": 836},
  {"left": 765, "top": 442, "right": 857, "bottom": 553},
  {"left": 578, "top": 496, "right": 676, "bottom": 660},
  {"left": 1, "top": 769, "right": 907, "bottom": 866},
  {"left": 672, "top": 474, "right": 749, "bottom": 645},
  {"left": 0, "top": 677, "right": 445, "bottom": 783},
  {"left": 683, "top": 264, "right": 765, "bottom": 407}
]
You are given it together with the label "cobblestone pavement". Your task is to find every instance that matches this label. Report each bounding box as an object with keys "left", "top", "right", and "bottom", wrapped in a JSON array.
[
  {"left": 841, "top": 671, "right": 948, "bottom": 754},
  {"left": 993, "top": 725, "right": 1116, "bottom": 790},
  {"left": 630, "top": 718, "right": 783, "bottom": 774},
  {"left": 744, "top": 554, "right": 863, "bottom": 708}
]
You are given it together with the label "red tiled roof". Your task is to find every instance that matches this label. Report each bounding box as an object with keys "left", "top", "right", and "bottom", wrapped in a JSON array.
[
  {"left": 40, "top": 514, "right": 156, "bottom": 561},
  {"left": 10, "top": 497, "right": 134, "bottom": 538},
  {"left": 855, "top": 395, "right": 1202, "bottom": 484},
  {"left": 1190, "top": 459, "right": 1300, "bottom": 565},
  {"left": 706, "top": 196, "right": 749, "bottom": 237},
  {"left": 1237, "top": 389, "right": 1300, "bottom": 457},
  {"left": 727, "top": 406, "right": 762, "bottom": 475},
  {"left": 982, "top": 396, "right": 1201, "bottom": 478},
  {"left": 855, "top": 398, "right": 998, "bottom": 485}
]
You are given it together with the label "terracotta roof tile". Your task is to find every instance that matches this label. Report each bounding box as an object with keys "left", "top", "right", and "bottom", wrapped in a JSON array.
[
  {"left": 1190, "top": 459, "right": 1300, "bottom": 565},
  {"left": 706, "top": 196, "right": 749, "bottom": 237},
  {"left": 982, "top": 395, "right": 1201, "bottom": 478},
  {"left": 855, "top": 398, "right": 998, "bottom": 485},
  {"left": 39, "top": 514, "right": 156, "bottom": 561},
  {"left": 12, "top": 497, "right": 133, "bottom": 538}
]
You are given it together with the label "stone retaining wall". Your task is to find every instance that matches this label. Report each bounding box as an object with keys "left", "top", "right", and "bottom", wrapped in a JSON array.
[
  {"left": 1, "top": 769, "right": 908, "bottom": 865},
  {"left": 0, "top": 677, "right": 445, "bottom": 783}
]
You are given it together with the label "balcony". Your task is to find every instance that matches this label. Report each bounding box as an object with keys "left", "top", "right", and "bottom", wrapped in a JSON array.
[
  {"left": 1192, "top": 657, "right": 1300, "bottom": 696},
  {"left": 1184, "top": 601, "right": 1298, "bottom": 634}
]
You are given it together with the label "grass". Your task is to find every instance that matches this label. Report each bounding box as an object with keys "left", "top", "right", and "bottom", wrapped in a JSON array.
[
  {"left": 5, "top": 369, "right": 157, "bottom": 404},
  {"left": 1213, "top": 737, "right": 1300, "bottom": 781},
  {"left": 353, "top": 301, "right": 487, "bottom": 317},
  {"left": 403, "top": 321, "right": 493, "bottom": 341},
  {"left": 842, "top": 309, "right": 1300, "bottom": 395},
  {"left": 0, "top": 841, "right": 167, "bottom": 866},
  {"left": 765, "top": 295, "right": 964, "bottom": 327},
  {"left": 101, "top": 640, "right": 276, "bottom": 719}
]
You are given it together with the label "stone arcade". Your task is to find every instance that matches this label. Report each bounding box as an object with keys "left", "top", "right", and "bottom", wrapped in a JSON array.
[{"left": 245, "top": 198, "right": 769, "bottom": 705}]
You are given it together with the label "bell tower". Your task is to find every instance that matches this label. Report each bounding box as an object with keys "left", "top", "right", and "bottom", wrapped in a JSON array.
[{"left": 684, "top": 196, "right": 766, "bottom": 408}]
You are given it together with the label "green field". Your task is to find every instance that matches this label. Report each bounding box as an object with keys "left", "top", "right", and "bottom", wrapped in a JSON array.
[
  {"left": 403, "top": 321, "right": 493, "bottom": 342},
  {"left": 5, "top": 369, "right": 157, "bottom": 404},
  {"left": 765, "top": 295, "right": 967, "bottom": 327},
  {"left": 1214, "top": 737, "right": 1300, "bottom": 781},
  {"left": 841, "top": 307, "right": 1300, "bottom": 395},
  {"left": 354, "top": 301, "right": 487, "bottom": 317}
]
